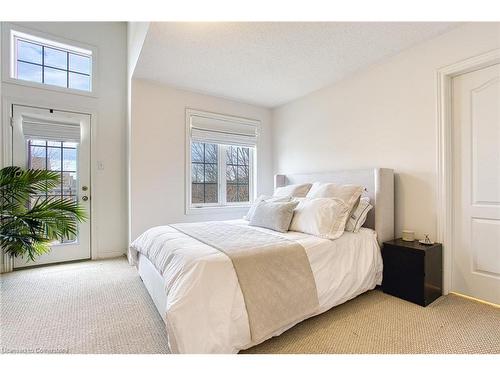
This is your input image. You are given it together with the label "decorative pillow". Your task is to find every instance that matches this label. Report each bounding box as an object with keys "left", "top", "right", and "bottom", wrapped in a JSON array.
[
  {"left": 273, "top": 183, "right": 312, "bottom": 198},
  {"left": 306, "top": 182, "right": 364, "bottom": 213},
  {"left": 249, "top": 200, "right": 299, "bottom": 233},
  {"left": 244, "top": 195, "right": 291, "bottom": 221},
  {"left": 345, "top": 197, "right": 373, "bottom": 232},
  {"left": 289, "top": 197, "right": 350, "bottom": 240}
]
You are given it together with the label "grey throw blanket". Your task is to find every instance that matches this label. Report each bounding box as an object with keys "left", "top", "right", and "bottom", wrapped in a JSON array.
[{"left": 171, "top": 221, "right": 319, "bottom": 343}]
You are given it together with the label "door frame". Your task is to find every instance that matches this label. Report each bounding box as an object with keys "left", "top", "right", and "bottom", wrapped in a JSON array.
[
  {"left": 1, "top": 96, "right": 98, "bottom": 271},
  {"left": 436, "top": 48, "right": 500, "bottom": 295}
]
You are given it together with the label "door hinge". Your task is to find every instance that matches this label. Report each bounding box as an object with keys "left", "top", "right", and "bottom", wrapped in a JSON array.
[{"left": 10, "top": 117, "right": 14, "bottom": 128}]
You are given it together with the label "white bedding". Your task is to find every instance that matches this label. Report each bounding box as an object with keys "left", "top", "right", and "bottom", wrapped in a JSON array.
[{"left": 132, "top": 219, "right": 383, "bottom": 354}]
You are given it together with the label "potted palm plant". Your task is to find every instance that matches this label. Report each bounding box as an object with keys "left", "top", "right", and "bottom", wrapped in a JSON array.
[{"left": 0, "top": 166, "right": 86, "bottom": 262}]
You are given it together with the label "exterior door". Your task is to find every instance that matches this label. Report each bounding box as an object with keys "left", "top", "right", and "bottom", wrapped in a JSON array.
[
  {"left": 11, "top": 105, "right": 91, "bottom": 268},
  {"left": 452, "top": 63, "right": 500, "bottom": 305}
]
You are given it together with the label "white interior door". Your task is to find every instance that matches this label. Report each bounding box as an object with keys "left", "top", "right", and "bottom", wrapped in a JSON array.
[
  {"left": 452, "top": 63, "right": 500, "bottom": 305},
  {"left": 11, "top": 105, "right": 91, "bottom": 268}
]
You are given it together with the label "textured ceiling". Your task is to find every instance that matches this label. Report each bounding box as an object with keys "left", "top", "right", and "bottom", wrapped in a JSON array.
[{"left": 134, "top": 22, "right": 459, "bottom": 108}]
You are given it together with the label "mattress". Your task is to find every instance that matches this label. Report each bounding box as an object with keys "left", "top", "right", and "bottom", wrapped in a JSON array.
[{"left": 135, "top": 219, "right": 383, "bottom": 353}]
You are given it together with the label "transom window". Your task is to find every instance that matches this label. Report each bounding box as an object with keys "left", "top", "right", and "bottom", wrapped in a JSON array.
[
  {"left": 11, "top": 30, "right": 92, "bottom": 92},
  {"left": 186, "top": 110, "right": 258, "bottom": 212}
]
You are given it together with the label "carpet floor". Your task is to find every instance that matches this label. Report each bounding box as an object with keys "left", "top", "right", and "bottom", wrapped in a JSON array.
[{"left": 1, "top": 257, "right": 499, "bottom": 354}]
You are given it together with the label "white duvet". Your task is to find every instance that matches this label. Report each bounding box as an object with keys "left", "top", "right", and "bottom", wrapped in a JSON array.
[{"left": 130, "top": 220, "right": 383, "bottom": 354}]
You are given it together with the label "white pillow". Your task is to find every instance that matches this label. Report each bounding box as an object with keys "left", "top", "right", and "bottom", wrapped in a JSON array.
[
  {"left": 345, "top": 197, "right": 373, "bottom": 232},
  {"left": 306, "top": 182, "right": 364, "bottom": 213},
  {"left": 244, "top": 195, "right": 291, "bottom": 221},
  {"left": 249, "top": 200, "right": 299, "bottom": 233},
  {"left": 274, "top": 183, "right": 312, "bottom": 198},
  {"left": 289, "top": 197, "right": 350, "bottom": 240}
]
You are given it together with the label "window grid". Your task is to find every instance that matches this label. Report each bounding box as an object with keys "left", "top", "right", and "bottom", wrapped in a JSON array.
[
  {"left": 28, "top": 140, "right": 79, "bottom": 243},
  {"left": 15, "top": 38, "right": 91, "bottom": 91},
  {"left": 226, "top": 146, "right": 250, "bottom": 203},
  {"left": 190, "top": 143, "right": 253, "bottom": 207},
  {"left": 191, "top": 143, "right": 218, "bottom": 204}
]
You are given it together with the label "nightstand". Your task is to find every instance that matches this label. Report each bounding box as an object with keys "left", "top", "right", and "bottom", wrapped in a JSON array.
[{"left": 382, "top": 239, "right": 442, "bottom": 307}]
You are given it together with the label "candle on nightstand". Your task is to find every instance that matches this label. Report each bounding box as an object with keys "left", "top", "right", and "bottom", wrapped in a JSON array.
[{"left": 402, "top": 230, "right": 415, "bottom": 242}]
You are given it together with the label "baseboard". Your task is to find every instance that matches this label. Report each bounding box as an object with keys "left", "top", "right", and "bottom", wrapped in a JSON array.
[
  {"left": 95, "top": 251, "right": 126, "bottom": 259},
  {"left": 450, "top": 292, "right": 500, "bottom": 308}
]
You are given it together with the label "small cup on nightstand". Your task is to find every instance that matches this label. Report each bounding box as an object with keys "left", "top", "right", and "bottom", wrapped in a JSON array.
[{"left": 402, "top": 230, "right": 415, "bottom": 242}]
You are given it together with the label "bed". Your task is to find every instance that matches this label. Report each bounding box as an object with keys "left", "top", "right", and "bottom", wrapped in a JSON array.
[{"left": 130, "top": 168, "right": 394, "bottom": 354}]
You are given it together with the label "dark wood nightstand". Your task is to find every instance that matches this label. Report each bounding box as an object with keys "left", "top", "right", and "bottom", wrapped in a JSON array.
[{"left": 382, "top": 239, "right": 442, "bottom": 307}]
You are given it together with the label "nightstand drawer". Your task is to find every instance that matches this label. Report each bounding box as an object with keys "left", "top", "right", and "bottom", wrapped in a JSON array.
[
  {"left": 382, "top": 246, "right": 424, "bottom": 305},
  {"left": 383, "top": 244, "right": 424, "bottom": 277},
  {"left": 382, "top": 239, "right": 442, "bottom": 307}
]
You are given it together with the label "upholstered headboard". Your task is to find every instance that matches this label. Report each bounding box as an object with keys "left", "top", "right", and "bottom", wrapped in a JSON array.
[{"left": 275, "top": 168, "right": 394, "bottom": 244}]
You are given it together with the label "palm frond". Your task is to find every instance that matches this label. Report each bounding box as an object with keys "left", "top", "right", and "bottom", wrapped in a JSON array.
[
  {"left": 0, "top": 167, "right": 87, "bottom": 261},
  {"left": 0, "top": 167, "right": 61, "bottom": 204}
]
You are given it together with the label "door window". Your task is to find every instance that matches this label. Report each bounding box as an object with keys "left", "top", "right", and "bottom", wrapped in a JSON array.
[{"left": 27, "top": 139, "right": 79, "bottom": 243}]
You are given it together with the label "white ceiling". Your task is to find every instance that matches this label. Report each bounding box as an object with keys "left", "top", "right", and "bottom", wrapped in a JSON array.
[{"left": 134, "top": 22, "right": 459, "bottom": 108}]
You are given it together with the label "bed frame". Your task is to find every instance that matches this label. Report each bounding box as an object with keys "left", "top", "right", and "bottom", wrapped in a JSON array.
[{"left": 275, "top": 168, "right": 394, "bottom": 244}]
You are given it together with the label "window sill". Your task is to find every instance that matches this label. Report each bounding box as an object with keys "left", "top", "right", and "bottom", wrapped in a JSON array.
[
  {"left": 2, "top": 77, "right": 97, "bottom": 98},
  {"left": 185, "top": 204, "right": 251, "bottom": 216}
]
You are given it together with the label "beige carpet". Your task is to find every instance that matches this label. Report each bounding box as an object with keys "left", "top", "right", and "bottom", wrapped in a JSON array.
[{"left": 1, "top": 257, "right": 499, "bottom": 354}]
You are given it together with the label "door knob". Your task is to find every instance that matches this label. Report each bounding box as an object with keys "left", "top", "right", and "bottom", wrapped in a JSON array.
[{"left": 82, "top": 196, "right": 89, "bottom": 201}]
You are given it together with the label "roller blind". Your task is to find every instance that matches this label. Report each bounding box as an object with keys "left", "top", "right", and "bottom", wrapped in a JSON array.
[
  {"left": 190, "top": 113, "right": 258, "bottom": 147},
  {"left": 22, "top": 116, "right": 81, "bottom": 143}
]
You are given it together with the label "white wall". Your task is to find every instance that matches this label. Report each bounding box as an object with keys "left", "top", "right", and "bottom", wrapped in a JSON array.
[
  {"left": 0, "top": 22, "right": 4, "bottom": 271},
  {"left": 272, "top": 22, "right": 500, "bottom": 241},
  {"left": 130, "top": 78, "right": 273, "bottom": 239},
  {"left": 127, "top": 23, "right": 150, "bottom": 80},
  {"left": 1, "top": 22, "right": 128, "bottom": 259},
  {"left": 127, "top": 22, "right": 150, "bottom": 245}
]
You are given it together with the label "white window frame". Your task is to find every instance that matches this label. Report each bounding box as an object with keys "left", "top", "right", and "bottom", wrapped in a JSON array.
[
  {"left": 1, "top": 23, "right": 98, "bottom": 97},
  {"left": 185, "top": 109, "right": 259, "bottom": 214}
]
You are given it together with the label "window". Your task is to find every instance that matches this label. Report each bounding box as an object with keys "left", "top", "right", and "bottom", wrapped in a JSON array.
[
  {"left": 27, "top": 139, "right": 79, "bottom": 243},
  {"left": 191, "top": 142, "right": 219, "bottom": 204},
  {"left": 10, "top": 29, "right": 92, "bottom": 92},
  {"left": 186, "top": 110, "right": 259, "bottom": 212},
  {"left": 225, "top": 145, "right": 250, "bottom": 202}
]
